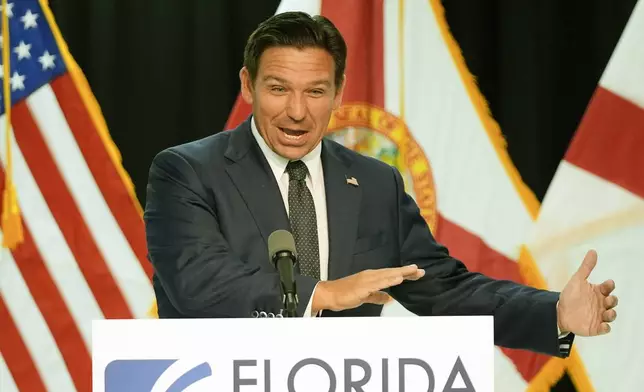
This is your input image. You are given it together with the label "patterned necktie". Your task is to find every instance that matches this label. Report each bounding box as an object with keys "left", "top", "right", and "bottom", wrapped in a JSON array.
[{"left": 286, "top": 160, "right": 320, "bottom": 280}]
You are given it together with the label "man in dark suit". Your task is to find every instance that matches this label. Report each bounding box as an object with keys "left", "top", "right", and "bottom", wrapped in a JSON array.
[{"left": 144, "top": 11, "right": 618, "bottom": 358}]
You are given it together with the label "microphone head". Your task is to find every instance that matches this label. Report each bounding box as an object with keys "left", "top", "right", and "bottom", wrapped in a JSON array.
[{"left": 268, "top": 229, "right": 297, "bottom": 263}]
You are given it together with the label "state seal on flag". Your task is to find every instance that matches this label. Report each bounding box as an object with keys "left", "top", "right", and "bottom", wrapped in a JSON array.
[{"left": 326, "top": 103, "right": 438, "bottom": 234}]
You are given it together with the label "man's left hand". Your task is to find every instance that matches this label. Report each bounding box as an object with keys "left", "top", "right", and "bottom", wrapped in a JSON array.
[{"left": 557, "top": 249, "right": 618, "bottom": 336}]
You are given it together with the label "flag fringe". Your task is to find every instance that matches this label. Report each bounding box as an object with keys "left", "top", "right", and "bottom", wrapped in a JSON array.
[
  {"left": 146, "top": 300, "right": 158, "bottom": 318},
  {"left": 566, "top": 350, "right": 596, "bottom": 392},
  {"left": 525, "top": 357, "right": 567, "bottom": 392},
  {"left": 38, "top": 0, "right": 143, "bottom": 218},
  {"left": 426, "top": 0, "right": 540, "bottom": 220}
]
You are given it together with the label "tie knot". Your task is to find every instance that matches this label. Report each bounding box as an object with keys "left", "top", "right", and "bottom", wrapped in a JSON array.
[{"left": 286, "top": 160, "right": 308, "bottom": 181}]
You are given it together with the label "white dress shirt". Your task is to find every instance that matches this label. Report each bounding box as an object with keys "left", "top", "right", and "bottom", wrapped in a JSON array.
[{"left": 251, "top": 118, "right": 326, "bottom": 316}]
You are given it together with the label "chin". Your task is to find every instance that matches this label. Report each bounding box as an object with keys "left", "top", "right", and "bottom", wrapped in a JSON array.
[{"left": 276, "top": 145, "right": 309, "bottom": 160}]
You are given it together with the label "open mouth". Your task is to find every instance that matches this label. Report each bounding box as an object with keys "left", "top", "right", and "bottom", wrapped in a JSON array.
[{"left": 279, "top": 127, "right": 307, "bottom": 140}]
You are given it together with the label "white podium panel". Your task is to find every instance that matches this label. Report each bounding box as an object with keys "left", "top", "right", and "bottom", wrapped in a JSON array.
[{"left": 92, "top": 316, "right": 493, "bottom": 392}]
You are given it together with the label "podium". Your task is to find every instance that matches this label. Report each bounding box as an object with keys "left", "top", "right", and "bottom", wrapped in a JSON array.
[{"left": 92, "top": 316, "right": 493, "bottom": 391}]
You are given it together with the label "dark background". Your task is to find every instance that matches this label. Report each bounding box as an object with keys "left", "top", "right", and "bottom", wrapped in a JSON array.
[{"left": 48, "top": 1, "right": 638, "bottom": 390}]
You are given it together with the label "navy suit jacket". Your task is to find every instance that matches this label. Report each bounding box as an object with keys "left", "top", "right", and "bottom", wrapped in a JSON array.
[{"left": 144, "top": 117, "right": 573, "bottom": 357}]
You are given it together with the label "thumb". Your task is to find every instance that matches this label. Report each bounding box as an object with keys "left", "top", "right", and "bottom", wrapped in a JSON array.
[{"left": 575, "top": 249, "right": 597, "bottom": 280}]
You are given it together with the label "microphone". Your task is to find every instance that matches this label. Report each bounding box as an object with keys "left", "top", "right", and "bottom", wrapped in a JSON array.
[{"left": 268, "top": 229, "right": 298, "bottom": 317}]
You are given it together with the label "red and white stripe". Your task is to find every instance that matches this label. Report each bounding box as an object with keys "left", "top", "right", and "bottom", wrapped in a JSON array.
[
  {"left": 0, "top": 243, "right": 77, "bottom": 392},
  {"left": 1, "top": 352, "right": 19, "bottom": 392},
  {"left": 225, "top": 0, "right": 555, "bottom": 390},
  {"left": 528, "top": 1, "right": 644, "bottom": 390},
  {"left": 0, "top": 73, "right": 154, "bottom": 390}
]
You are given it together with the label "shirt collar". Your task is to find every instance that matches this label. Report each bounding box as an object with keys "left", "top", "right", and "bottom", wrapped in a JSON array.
[{"left": 251, "top": 116, "right": 323, "bottom": 184}]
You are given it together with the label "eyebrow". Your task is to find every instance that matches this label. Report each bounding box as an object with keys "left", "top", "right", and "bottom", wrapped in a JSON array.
[{"left": 263, "top": 76, "right": 331, "bottom": 88}]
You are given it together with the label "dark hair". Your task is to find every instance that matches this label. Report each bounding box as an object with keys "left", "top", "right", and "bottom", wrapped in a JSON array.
[{"left": 243, "top": 11, "right": 347, "bottom": 88}]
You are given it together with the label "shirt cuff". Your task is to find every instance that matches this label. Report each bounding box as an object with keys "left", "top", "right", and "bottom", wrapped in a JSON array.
[
  {"left": 557, "top": 321, "right": 570, "bottom": 338},
  {"left": 556, "top": 300, "right": 570, "bottom": 338},
  {"left": 303, "top": 283, "right": 320, "bottom": 317},
  {"left": 555, "top": 300, "right": 574, "bottom": 357}
]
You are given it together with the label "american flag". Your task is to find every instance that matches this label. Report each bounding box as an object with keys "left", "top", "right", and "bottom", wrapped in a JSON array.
[{"left": 0, "top": 1, "right": 154, "bottom": 391}]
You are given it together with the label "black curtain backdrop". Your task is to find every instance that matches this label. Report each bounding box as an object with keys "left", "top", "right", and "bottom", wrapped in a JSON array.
[
  {"left": 443, "top": 0, "right": 638, "bottom": 200},
  {"left": 48, "top": 1, "right": 638, "bottom": 390}
]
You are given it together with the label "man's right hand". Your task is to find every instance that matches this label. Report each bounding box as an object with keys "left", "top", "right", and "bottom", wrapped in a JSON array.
[{"left": 312, "top": 264, "right": 425, "bottom": 313}]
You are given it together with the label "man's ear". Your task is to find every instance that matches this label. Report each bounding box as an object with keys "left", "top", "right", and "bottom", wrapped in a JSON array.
[
  {"left": 332, "top": 74, "right": 346, "bottom": 110},
  {"left": 240, "top": 67, "right": 254, "bottom": 105}
]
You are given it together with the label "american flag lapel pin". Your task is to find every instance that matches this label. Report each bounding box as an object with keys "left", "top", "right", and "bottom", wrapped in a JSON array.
[{"left": 346, "top": 176, "right": 359, "bottom": 187}]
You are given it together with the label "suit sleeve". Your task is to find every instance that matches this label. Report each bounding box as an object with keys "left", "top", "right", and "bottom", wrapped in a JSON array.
[
  {"left": 144, "top": 148, "right": 310, "bottom": 317},
  {"left": 387, "top": 167, "right": 573, "bottom": 357}
]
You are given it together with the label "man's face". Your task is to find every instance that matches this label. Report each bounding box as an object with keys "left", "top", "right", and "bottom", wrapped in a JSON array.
[{"left": 240, "top": 46, "right": 345, "bottom": 160}]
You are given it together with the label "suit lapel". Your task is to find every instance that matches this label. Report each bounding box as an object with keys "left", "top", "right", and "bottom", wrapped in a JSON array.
[
  {"left": 224, "top": 119, "right": 290, "bottom": 246},
  {"left": 224, "top": 122, "right": 361, "bottom": 279},
  {"left": 322, "top": 140, "right": 361, "bottom": 280}
]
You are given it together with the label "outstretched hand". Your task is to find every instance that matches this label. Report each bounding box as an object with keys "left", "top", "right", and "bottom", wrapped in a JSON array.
[
  {"left": 312, "top": 264, "right": 425, "bottom": 313},
  {"left": 557, "top": 250, "right": 618, "bottom": 336}
]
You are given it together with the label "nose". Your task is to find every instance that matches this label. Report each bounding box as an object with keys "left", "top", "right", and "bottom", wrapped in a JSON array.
[{"left": 286, "top": 92, "right": 306, "bottom": 122}]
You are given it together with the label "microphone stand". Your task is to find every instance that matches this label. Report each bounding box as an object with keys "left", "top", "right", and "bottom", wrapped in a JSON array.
[
  {"left": 283, "top": 292, "right": 298, "bottom": 318},
  {"left": 274, "top": 250, "right": 298, "bottom": 318}
]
